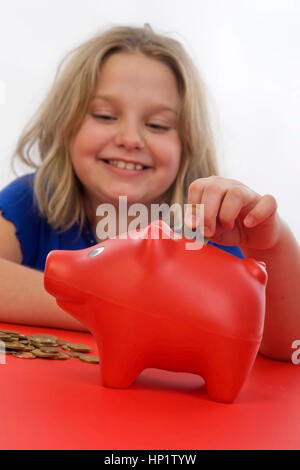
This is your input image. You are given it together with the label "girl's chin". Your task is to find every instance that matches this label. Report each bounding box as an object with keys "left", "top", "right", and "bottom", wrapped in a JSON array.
[{"left": 99, "top": 190, "right": 150, "bottom": 206}]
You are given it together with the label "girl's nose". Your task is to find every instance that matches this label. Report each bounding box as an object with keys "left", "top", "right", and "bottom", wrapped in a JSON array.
[{"left": 114, "top": 120, "right": 145, "bottom": 150}]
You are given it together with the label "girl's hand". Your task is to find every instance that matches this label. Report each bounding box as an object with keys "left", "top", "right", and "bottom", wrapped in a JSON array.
[{"left": 185, "top": 175, "right": 282, "bottom": 251}]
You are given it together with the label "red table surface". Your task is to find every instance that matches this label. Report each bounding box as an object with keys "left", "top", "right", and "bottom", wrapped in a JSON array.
[{"left": 0, "top": 321, "right": 299, "bottom": 450}]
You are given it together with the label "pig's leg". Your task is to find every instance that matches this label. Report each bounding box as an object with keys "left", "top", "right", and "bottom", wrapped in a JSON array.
[
  {"left": 86, "top": 297, "right": 144, "bottom": 388},
  {"left": 99, "top": 340, "right": 145, "bottom": 388},
  {"left": 87, "top": 300, "right": 145, "bottom": 388},
  {"left": 202, "top": 334, "right": 261, "bottom": 403}
]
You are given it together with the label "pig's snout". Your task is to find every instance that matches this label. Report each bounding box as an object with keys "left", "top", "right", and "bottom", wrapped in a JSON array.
[{"left": 44, "top": 250, "right": 83, "bottom": 302}]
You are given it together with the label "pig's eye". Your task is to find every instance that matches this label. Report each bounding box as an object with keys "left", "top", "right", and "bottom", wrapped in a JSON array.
[{"left": 88, "top": 247, "right": 105, "bottom": 257}]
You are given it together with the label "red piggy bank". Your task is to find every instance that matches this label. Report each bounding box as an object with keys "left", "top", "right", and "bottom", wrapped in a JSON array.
[{"left": 44, "top": 220, "right": 267, "bottom": 403}]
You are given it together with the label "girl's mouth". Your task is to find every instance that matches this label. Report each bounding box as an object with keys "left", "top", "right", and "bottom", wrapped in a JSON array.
[{"left": 99, "top": 159, "right": 151, "bottom": 175}]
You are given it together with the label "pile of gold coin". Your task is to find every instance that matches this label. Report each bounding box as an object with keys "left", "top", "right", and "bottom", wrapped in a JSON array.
[{"left": 0, "top": 329, "right": 99, "bottom": 364}]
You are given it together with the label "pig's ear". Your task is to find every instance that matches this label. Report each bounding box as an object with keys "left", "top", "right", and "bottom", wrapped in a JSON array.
[
  {"left": 127, "top": 219, "right": 180, "bottom": 242},
  {"left": 143, "top": 219, "right": 178, "bottom": 240},
  {"left": 243, "top": 258, "right": 268, "bottom": 285}
]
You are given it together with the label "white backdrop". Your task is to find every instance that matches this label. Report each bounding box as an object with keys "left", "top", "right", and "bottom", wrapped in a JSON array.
[{"left": 0, "top": 0, "right": 299, "bottom": 240}]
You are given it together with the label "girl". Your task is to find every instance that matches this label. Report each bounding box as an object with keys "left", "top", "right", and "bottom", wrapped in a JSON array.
[{"left": 0, "top": 24, "right": 299, "bottom": 361}]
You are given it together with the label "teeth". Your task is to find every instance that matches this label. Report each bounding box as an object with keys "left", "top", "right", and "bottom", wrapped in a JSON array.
[{"left": 107, "top": 160, "right": 145, "bottom": 170}]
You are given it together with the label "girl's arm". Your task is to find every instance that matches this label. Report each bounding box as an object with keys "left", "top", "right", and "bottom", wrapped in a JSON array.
[
  {"left": 0, "top": 215, "right": 89, "bottom": 332},
  {"left": 242, "top": 218, "right": 300, "bottom": 361},
  {"left": 186, "top": 175, "right": 300, "bottom": 362}
]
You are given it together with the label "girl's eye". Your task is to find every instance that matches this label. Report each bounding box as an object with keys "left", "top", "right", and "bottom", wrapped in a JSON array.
[
  {"left": 92, "top": 114, "right": 170, "bottom": 131},
  {"left": 92, "top": 114, "right": 115, "bottom": 121},
  {"left": 148, "top": 124, "right": 170, "bottom": 131}
]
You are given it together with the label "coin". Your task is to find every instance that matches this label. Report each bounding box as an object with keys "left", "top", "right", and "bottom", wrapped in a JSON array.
[
  {"left": 0, "top": 333, "right": 14, "bottom": 341},
  {"left": 30, "top": 334, "right": 58, "bottom": 347},
  {"left": 0, "top": 329, "right": 20, "bottom": 336},
  {"left": 39, "top": 346, "right": 61, "bottom": 354},
  {"left": 31, "top": 349, "right": 58, "bottom": 359},
  {"left": 79, "top": 355, "right": 99, "bottom": 364},
  {"left": 23, "top": 345, "right": 35, "bottom": 352},
  {"left": 31, "top": 339, "right": 58, "bottom": 347},
  {"left": 5, "top": 341, "right": 26, "bottom": 351},
  {"left": 68, "top": 351, "right": 83, "bottom": 358},
  {"left": 55, "top": 353, "right": 70, "bottom": 360},
  {"left": 57, "top": 339, "right": 70, "bottom": 346},
  {"left": 12, "top": 352, "right": 36, "bottom": 359},
  {"left": 68, "top": 344, "right": 91, "bottom": 353},
  {"left": 30, "top": 334, "right": 58, "bottom": 341}
]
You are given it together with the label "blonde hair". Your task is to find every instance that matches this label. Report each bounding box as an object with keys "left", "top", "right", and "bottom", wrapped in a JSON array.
[{"left": 11, "top": 23, "right": 220, "bottom": 232}]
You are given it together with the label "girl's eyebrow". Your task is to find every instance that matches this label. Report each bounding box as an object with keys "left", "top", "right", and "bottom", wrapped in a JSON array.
[{"left": 92, "top": 94, "right": 178, "bottom": 115}]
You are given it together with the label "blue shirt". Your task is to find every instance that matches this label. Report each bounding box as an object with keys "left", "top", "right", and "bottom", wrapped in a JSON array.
[{"left": 0, "top": 173, "right": 244, "bottom": 271}]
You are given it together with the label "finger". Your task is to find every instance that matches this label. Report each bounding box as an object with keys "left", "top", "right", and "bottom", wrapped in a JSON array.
[
  {"left": 185, "top": 180, "right": 227, "bottom": 236},
  {"left": 185, "top": 181, "right": 205, "bottom": 228},
  {"left": 200, "top": 182, "right": 228, "bottom": 237},
  {"left": 218, "top": 185, "right": 258, "bottom": 231},
  {"left": 243, "top": 194, "right": 278, "bottom": 227}
]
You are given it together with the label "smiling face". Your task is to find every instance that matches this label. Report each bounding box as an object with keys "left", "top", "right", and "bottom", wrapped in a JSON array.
[{"left": 69, "top": 52, "right": 182, "bottom": 218}]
